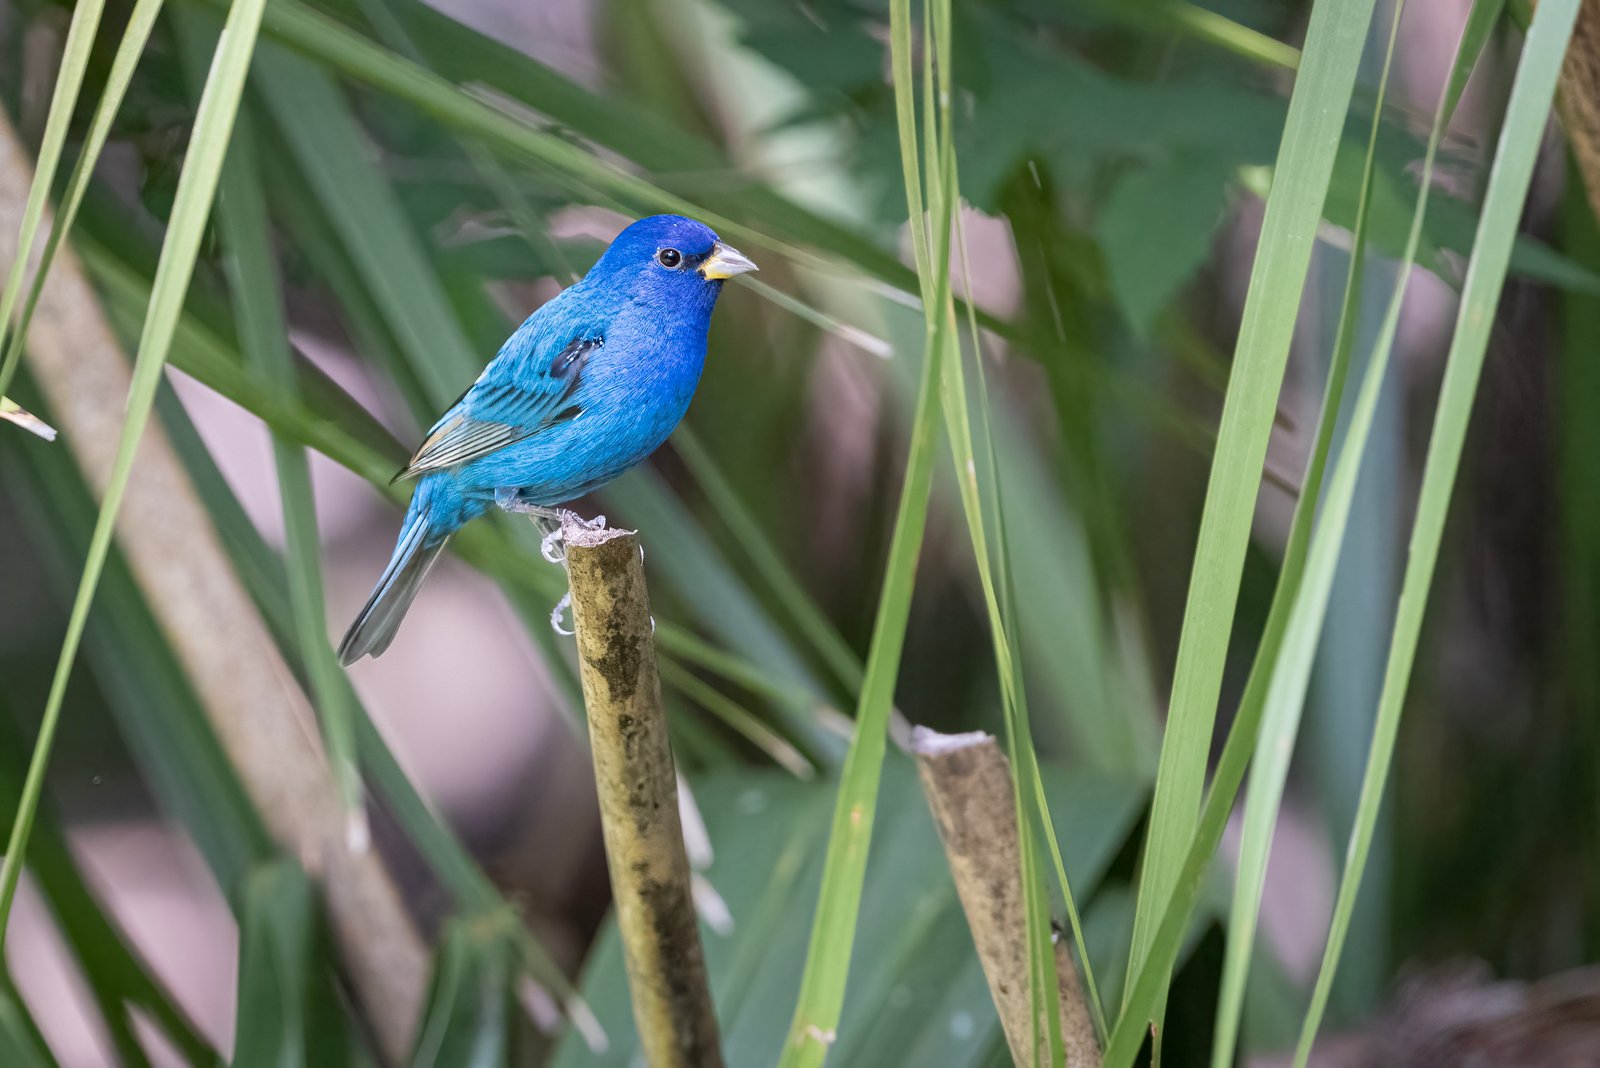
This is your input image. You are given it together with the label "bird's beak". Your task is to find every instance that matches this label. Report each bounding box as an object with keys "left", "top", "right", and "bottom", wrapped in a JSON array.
[{"left": 699, "top": 242, "right": 758, "bottom": 280}]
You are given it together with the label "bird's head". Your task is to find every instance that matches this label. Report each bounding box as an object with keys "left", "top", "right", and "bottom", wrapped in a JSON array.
[{"left": 587, "top": 215, "right": 757, "bottom": 312}]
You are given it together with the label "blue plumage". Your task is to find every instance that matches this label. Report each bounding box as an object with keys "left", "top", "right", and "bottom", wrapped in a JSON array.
[{"left": 338, "top": 215, "right": 756, "bottom": 663}]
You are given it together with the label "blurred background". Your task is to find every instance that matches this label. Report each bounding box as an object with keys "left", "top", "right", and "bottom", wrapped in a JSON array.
[{"left": 1, "top": 0, "right": 1598, "bottom": 1063}]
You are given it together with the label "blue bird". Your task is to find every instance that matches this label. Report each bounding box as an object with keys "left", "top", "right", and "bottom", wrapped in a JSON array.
[{"left": 338, "top": 214, "right": 756, "bottom": 664}]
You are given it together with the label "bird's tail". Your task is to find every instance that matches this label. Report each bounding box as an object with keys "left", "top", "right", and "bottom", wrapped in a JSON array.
[{"left": 338, "top": 496, "right": 452, "bottom": 665}]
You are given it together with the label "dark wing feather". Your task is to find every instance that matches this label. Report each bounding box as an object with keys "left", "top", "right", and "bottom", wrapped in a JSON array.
[{"left": 394, "top": 336, "right": 600, "bottom": 481}]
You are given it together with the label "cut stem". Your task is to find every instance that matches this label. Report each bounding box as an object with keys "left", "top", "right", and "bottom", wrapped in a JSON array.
[
  {"left": 561, "top": 516, "right": 724, "bottom": 1068},
  {"left": 912, "top": 727, "right": 1100, "bottom": 1067}
]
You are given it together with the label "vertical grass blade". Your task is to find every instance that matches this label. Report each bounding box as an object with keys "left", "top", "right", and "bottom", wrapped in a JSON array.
[
  {"left": 0, "top": 0, "right": 165, "bottom": 389},
  {"left": 0, "top": 0, "right": 268, "bottom": 945},
  {"left": 408, "top": 920, "right": 516, "bottom": 1067},
  {"left": 211, "top": 99, "right": 366, "bottom": 840},
  {"left": 0, "top": 0, "right": 107, "bottom": 398},
  {"left": 1207, "top": 5, "right": 1410, "bottom": 1060},
  {"left": 913, "top": 0, "right": 1086, "bottom": 1049},
  {"left": 1293, "top": 0, "right": 1578, "bottom": 1057},
  {"left": 232, "top": 862, "right": 315, "bottom": 1068},
  {"left": 777, "top": 1, "right": 947, "bottom": 1060},
  {"left": 1125, "top": 0, "right": 1380, "bottom": 1015},
  {"left": 1104, "top": 5, "right": 1506, "bottom": 1060},
  {"left": 953, "top": 207, "right": 1109, "bottom": 1048}
]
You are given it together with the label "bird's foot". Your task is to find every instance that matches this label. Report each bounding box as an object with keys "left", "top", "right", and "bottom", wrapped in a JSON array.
[
  {"left": 494, "top": 490, "right": 608, "bottom": 563},
  {"left": 493, "top": 488, "right": 561, "bottom": 520},
  {"left": 542, "top": 512, "right": 608, "bottom": 564},
  {"left": 545, "top": 512, "right": 606, "bottom": 562}
]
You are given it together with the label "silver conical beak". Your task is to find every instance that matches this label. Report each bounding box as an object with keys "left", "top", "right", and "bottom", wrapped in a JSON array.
[{"left": 699, "top": 242, "right": 758, "bottom": 280}]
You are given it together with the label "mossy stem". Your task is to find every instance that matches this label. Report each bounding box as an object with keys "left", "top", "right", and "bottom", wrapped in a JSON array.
[{"left": 562, "top": 516, "right": 723, "bottom": 1068}]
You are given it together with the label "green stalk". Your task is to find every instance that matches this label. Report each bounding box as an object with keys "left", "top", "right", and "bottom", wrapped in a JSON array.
[
  {"left": 776, "top": 334, "right": 943, "bottom": 1065},
  {"left": 913, "top": 0, "right": 1079, "bottom": 1053},
  {"left": 1124, "top": 0, "right": 1379, "bottom": 1021},
  {"left": 1102, "top": 2, "right": 1525, "bottom": 1064},
  {"left": 1209, "top": 4, "right": 1409, "bottom": 1060},
  {"left": 0, "top": 0, "right": 268, "bottom": 946},
  {"left": 211, "top": 101, "right": 365, "bottom": 838},
  {"left": 1294, "top": 0, "right": 1573, "bottom": 1058},
  {"left": 953, "top": 206, "right": 1107, "bottom": 1043},
  {"left": 0, "top": 0, "right": 165, "bottom": 390},
  {"left": 0, "top": 0, "right": 107, "bottom": 398},
  {"left": 777, "top": 0, "right": 948, "bottom": 1059}
]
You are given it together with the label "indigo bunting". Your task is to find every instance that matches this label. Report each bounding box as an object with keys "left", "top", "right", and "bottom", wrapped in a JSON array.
[{"left": 338, "top": 214, "right": 756, "bottom": 663}]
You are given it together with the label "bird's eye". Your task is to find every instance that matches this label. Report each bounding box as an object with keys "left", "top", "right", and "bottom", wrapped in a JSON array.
[{"left": 656, "top": 247, "right": 682, "bottom": 268}]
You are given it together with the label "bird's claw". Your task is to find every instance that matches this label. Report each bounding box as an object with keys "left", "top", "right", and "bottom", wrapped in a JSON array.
[
  {"left": 540, "top": 526, "right": 566, "bottom": 565},
  {"left": 495, "top": 489, "right": 609, "bottom": 565},
  {"left": 550, "top": 591, "right": 574, "bottom": 636},
  {"left": 535, "top": 509, "right": 608, "bottom": 566}
]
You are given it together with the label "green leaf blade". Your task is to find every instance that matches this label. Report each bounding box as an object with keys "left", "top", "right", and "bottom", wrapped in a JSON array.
[
  {"left": 0, "top": 0, "right": 269, "bottom": 950},
  {"left": 1124, "top": 0, "right": 1382, "bottom": 1024},
  {"left": 1293, "top": 0, "right": 1579, "bottom": 1058}
]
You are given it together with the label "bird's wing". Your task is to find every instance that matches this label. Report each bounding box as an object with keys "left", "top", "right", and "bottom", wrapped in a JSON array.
[{"left": 393, "top": 335, "right": 601, "bottom": 481}]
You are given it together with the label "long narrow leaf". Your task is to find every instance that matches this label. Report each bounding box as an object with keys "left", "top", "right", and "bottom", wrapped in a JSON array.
[
  {"left": 1102, "top": 3, "right": 1523, "bottom": 1063},
  {"left": 777, "top": 0, "right": 947, "bottom": 1058},
  {"left": 0, "top": 0, "right": 107, "bottom": 398},
  {"left": 4, "top": 418, "right": 273, "bottom": 887},
  {"left": 0, "top": 0, "right": 165, "bottom": 389},
  {"left": 929, "top": 19, "right": 1106, "bottom": 1061},
  {"left": 408, "top": 920, "right": 517, "bottom": 1068},
  {"left": 1209, "top": 3, "right": 1410, "bottom": 1059},
  {"left": 232, "top": 862, "right": 315, "bottom": 1068},
  {"left": 0, "top": 708, "right": 209, "bottom": 1066},
  {"left": 1293, "top": 0, "right": 1577, "bottom": 1058},
  {"left": 210, "top": 96, "right": 366, "bottom": 838},
  {"left": 674, "top": 426, "right": 864, "bottom": 697},
  {"left": 251, "top": 46, "right": 478, "bottom": 406},
  {"left": 1125, "top": 0, "right": 1380, "bottom": 1015},
  {"left": 0, "top": 0, "right": 268, "bottom": 945}
]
